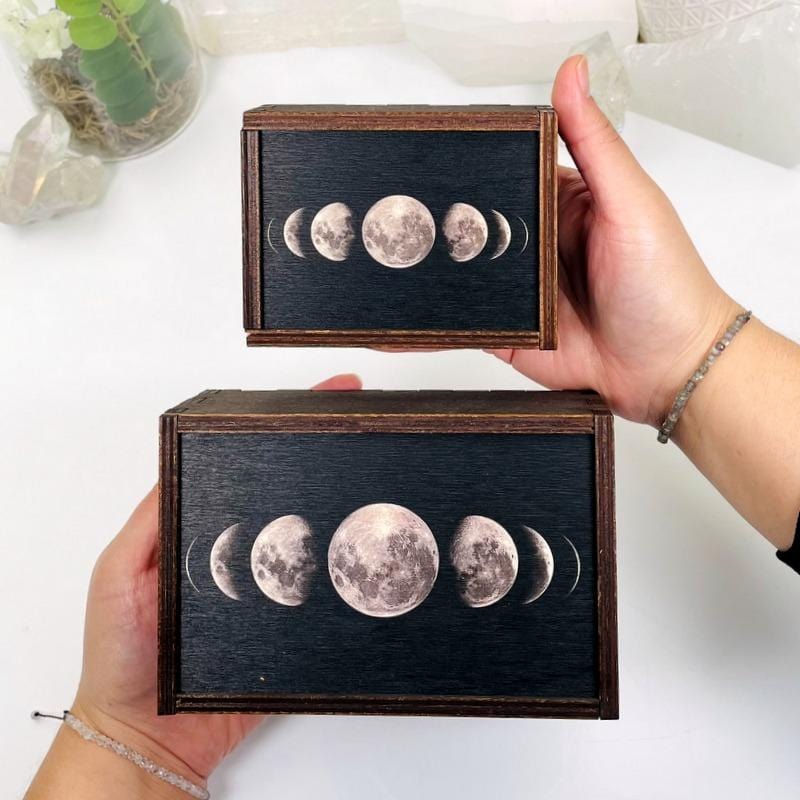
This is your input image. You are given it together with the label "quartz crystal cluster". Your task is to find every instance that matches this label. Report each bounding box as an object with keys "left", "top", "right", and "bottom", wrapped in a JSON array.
[
  {"left": 185, "top": 0, "right": 404, "bottom": 55},
  {"left": 397, "top": 0, "right": 638, "bottom": 85},
  {"left": 570, "top": 32, "right": 632, "bottom": 130},
  {"left": 624, "top": 2, "right": 800, "bottom": 166},
  {"left": 0, "top": 109, "right": 105, "bottom": 225}
]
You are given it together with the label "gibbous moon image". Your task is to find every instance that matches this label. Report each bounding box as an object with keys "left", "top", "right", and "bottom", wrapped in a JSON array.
[
  {"left": 328, "top": 503, "right": 439, "bottom": 617},
  {"left": 185, "top": 535, "right": 202, "bottom": 595},
  {"left": 515, "top": 214, "right": 530, "bottom": 255},
  {"left": 251, "top": 515, "right": 317, "bottom": 606},
  {"left": 311, "top": 202, "right": 355, "bottom": 261},
  {"left": 562, "top": 535, "right": 582, "bottom": 596},
  {"left": 521, "top": 525, "right": 554, "bottom": 604},
  {"left": 210, "top": 523, "right": 244, "bottom": 601},
  {"left": 490, "top": 209, "right": 511, "bottom": 260},
  {"left": 450, "top": 516, "right": 518, "bottom": 608},
  {"left": 362, "top": 195, "right": 436, "bottom": 268},
  {"left": 442, "top": 203, "right": 488, "bottom": 262},
  {"left": 283, "top": 208, "right": 306, "bottom": 258}
]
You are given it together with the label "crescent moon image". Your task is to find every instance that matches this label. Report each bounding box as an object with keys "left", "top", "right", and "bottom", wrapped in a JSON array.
[
  {"left": 266, "top": 217, "right": 279, "bottom": 254},
  {"left": 562, "top": 535, "right": 581, "bottom": 596},
  {"left": 210, "top": 523, "right": 244, "bottom": 601},
  {"left": 251, "top": 515, "right": 317, "bottom": 606},
  {"left": 311, "top": 202, "right": 355, "bottom": 262},
  {"left": 521, "top": 525, "right": 554, "bottom": 604},
  {"left": 185, "top": 535, "right": 201, "bottom": 595},
  {"left": 442, "top": 203, "right": 488, "bottom": 262},
  {"left": 283, "top": 208, "right": 306, "bottom": 259},
  {"left": 328, "top": 503, "right": 439, "bottom": 618},
  {"left": 515, "top": 215, "right": 529, "bottom": 255},
  {"left": 490, "top": 209, "right": 511, "bottom": 260},
  {"left": 362, "top": 195, "right": 436, "bottom": 269},
  {"left": 450, "top": 516, "right": 519, "bottom": 607}
]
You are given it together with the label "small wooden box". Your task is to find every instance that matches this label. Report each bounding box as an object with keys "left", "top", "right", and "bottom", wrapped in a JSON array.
[
  {"left": 159, "top": 390, "right": 617, "bottom": 718},
  {"left": 241, "top": 105, "right": 558, "bottom": 349}
]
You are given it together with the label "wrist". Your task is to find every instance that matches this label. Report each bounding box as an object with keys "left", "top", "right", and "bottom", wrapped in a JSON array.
[{"left": 70, "top": 696, "right": 208, "bottom": 792}]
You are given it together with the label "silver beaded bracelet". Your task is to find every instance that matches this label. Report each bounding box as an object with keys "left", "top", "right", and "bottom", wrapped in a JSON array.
[
  {"left": 657, "top": 310, "right": 752, "bottom": 443},
  {"left": 32, "top": 710, "right": 210, "bottom": 800}
]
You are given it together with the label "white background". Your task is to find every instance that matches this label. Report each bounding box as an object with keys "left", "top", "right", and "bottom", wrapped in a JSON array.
[{"left": 2, "top": 40, "right": 800, "bottom": 799}]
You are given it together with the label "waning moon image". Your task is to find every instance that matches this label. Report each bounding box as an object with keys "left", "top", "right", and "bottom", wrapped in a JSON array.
[
  {"left": 266, "top": 217, "right": 279, "bottom": 254},
  {"left": 362, "top": 195, "right": 436, "bottom": 268},
  {"left": 185, "top": 535, "right": 201, "bottom": 595},
  {"left": 521, "top": 525, "right": 554, "bottom": 604},
  {"left": 562, "top": 535, "right": 581, "bottom": 596},
  {"left": 210, "top": 523, "right": 244, "bottom": 601},
  {"left": 328, "top": 503, "right": 439, "bottom": 617},
  {"left": 442, "top": 203, "right": 488, "bottom": 262},
  {"left": 450, "top": 516, "right": 519, "bottom": 608},
  {"left": 250, "top": 515, "right": 317, "bottom": 606},
  {"left": 490, "top": 209, "right": 511, "bottom": 260},
  {"left": 283, "top": 208, "right": 306, "bottom": 258},
  {"left": 515, "top": 215, "right": 529, "bottom": 255},
  {"left": 311, "top": 202, "right": 355, "bottom": 262}
]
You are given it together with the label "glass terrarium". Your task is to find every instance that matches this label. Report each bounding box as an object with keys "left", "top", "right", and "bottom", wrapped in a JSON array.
[{"left": 1, "top": 0, "right": 203, "bottom": 160}]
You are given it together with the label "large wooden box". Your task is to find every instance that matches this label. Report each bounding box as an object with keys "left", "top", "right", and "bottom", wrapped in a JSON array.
[
  {"left": 158, "top": 390, "right": 616, "bottom": 718},
  {"left": 241, "top": 105, "right": 558, "bottom": 349}
]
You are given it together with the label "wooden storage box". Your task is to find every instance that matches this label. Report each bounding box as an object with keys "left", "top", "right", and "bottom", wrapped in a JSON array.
[
  {"left": 159, "top": 390, "right": 616, "bottom": 718},
  {"left": 241, "top": 105, "right": 558, "bottom": 349}
]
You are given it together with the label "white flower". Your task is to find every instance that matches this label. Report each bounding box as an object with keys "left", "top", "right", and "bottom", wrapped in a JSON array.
[{"left": 0, "top": 3, "right": 70, "bottom": 65}]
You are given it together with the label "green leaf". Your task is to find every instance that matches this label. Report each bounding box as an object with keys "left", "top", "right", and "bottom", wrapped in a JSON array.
[
  {"left": 111, "top": 0, "right": 147, "bottom": 14},
  {"left": 104, "top": 86, "right": 158, "bottom": 124},
  {"left": 128, "top": 0, "right": 164, "bottom": 36},
  {"left": 68, "top": 15, "right": 118, "bottom": 50},
  {"left": 78, "top": 39, "right": 133, "bottom": 80},
  {"left": 56, "top": 0, "right": 102, "bottom": 17},
  {"left": 140, "top": 24, "right": 185, "bottom": 60},
  {"left": 152, "top": 45, "right": 190, "bottom": 83},
  {"left": 93, "top": 64, "right": 148, "bottom": 106}
]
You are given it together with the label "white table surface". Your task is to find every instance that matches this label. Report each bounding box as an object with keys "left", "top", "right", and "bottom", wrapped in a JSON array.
[{"left": 2, "top": 40, "right": 800, "bottom": 800}]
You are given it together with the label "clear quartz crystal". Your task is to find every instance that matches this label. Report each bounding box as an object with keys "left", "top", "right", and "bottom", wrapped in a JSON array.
[
  {"left": 398, "top": 0, "right": 639, "bottom": 85},
  {"left": 623, "top": 3, "right": 800, "bottom": 166},
  {"left": 0, "top": 109, "right": 106, "bottom": 225},
  {"left": 185, "top": 0, "right": 405, "bottom": 55},
  {"left": 637, "top": 0, "right": 777, "bottom": 42},
  {"left": 569, "top": 31, "right": 631, "bottom": 130}
]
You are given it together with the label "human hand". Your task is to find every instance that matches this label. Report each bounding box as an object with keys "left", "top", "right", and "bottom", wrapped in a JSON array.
[
  {"left": 70, "top": 373, "right": 363, "bottom": 786},
  {"left": 490, "top": 55, "right": 740, "bottom": 426}
]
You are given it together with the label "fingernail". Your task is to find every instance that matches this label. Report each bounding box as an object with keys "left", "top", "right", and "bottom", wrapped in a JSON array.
[{"left": 576, "top": 55, "right": 591, "bottom": 98}]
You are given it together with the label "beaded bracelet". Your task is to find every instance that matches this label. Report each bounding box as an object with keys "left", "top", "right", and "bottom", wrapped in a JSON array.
[
  {"left": 657, "top": 310, "right": 752, "bottom": 444},
  {"left": 32, "top": 710, "right": 210, "bottom": 800}
]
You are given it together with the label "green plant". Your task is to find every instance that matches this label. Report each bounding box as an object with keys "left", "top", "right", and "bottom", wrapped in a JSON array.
[{"left": 55, "top": 0, "right": 192, "bottom": 124}]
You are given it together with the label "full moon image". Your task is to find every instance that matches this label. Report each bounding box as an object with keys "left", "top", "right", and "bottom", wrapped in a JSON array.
[
  {"left": 362, "top": 195, "right": 435, "bottom": 268},
  {"left": 450, "top": 516, "right": 519, "bottom": 608},
  {"left": 251, "top": 515, "right": 317, "bottom": 606},
  {"left": 442, "top": 203, "right": 488, "bottom": 262},
  {"left": 311, "top": 202, "right": 355, "bottom": 261},
  {"left": 521, "top": 525, "right": 554, "bottom": 604},
  {"left": 210, "top": 523, "right": 244, "bottom": 601},
  {"left": 328, "top": 503, "right": 439, "bottom": 617},
  {"left": 283, "top": 207, "right": 306, "bottom": 258},
  {"left": 490, "top": 209, "right": 511, "bottom": 260}
]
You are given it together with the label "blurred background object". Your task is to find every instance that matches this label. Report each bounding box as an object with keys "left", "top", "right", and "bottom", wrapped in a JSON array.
[
  {"left": 636, "top": 0, "right": 776, "bottom": 41},
  {"left": 184, "top": 0, "right": 404, "bottom": 55},
  {"left": 0, "top": 0, "right": 203, "bottom": 161}
]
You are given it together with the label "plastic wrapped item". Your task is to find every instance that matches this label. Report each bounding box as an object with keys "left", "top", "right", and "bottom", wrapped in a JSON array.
[
  {"left": 184, "top": 0, "right": 404, "bottom": 55},
  {"left": 0, "top": 109, "right": 106, "bottom": 225},
  {"left": 0, "top": 0, "right": 203, "bottom": 161},
  {"left": 624, "top": 3, "right": 800, "bottom": 166},
  {"left": 570, "top": 32, "right": 631, "bottom": 130},
  {"left": 637, "top": 0, "right": 776, "bottom": 42},
  {"left": 398, "top": 0, "right": 638, "bottom": 85}
]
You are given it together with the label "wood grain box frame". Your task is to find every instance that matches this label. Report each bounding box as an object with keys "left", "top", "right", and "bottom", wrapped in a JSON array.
[
  {"left": 159, "top": 390, "right": 617, "bottom": 719},
  {"left": 241, "top": 105, "right": 558, "bottom": 349}
]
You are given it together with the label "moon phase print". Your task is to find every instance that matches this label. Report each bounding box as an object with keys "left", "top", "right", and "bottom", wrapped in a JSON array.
[
  {"left": 255, "top": 126, "right": 541, "bottom": 334},
  {"left": 176, "top": 428, "right": 598, "bottom": 702}
]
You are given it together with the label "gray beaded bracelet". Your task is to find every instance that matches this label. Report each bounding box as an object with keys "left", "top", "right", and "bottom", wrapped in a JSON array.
[
  {"left": 657, "top": 310, "right": 752, "bottom": 444},
  {"left": 32, "top": 710, "right": 210, "bottom": 799}
]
